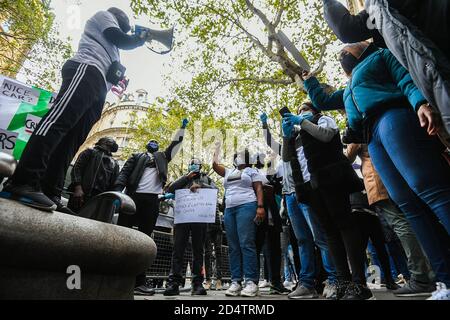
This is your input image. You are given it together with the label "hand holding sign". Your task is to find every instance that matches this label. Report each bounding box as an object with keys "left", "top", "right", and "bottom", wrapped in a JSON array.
[{"left": 174, "top": 189, "right": 218, "bottom": 224}]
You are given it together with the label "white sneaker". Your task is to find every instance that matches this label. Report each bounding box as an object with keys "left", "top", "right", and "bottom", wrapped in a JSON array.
[
  {"left": 323, "top": 280, "right": 337, "bottom": 299},
  {"left": 258, "top": 279, "right": 270, "bottom": 288},
  {"left": 283, "top": 280, "right": 294, "bottom": 290},
  {"left": 427, "top": 283, "right": 450, "bottom": 300},
  {"left": 322, "top": 280, "right": 330, "bottom": 297},
  {"left": 225, "top": 282, "right": 242, "bottom": 297},
  {"left": 241, "top": 281, "right": 259, "bottom": 297}
]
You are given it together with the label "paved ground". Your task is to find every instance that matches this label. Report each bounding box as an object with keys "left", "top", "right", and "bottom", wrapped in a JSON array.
[{"left": 136, "top": 287, "right": 428, "bottom": 301}]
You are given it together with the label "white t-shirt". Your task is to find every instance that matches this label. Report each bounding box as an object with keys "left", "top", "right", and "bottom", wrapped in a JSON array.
[
  {"left": 135, "top": 167, "right": 163, "bottom": 194},
  {"left": 224, "top": 167, "right": 265, "bottom": 209},
  {"left": 71, "top": 11, "right": 121, "bottom": 90},
  {"left": 296, "top": 146, "right": 311, "bottom": 183}
]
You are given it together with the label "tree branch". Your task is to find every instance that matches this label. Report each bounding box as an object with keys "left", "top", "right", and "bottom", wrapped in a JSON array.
[
  {"left": 220, "top": 77, "right": 294, "bottom": 86},
  {"left": 273, "top": 0, "right": 285, "bottom": 28}
]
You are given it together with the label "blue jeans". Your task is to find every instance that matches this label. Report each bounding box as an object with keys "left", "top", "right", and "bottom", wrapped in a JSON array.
[
  {"left": 285, "top": 193, "right": 316, "bottom": 289},
  {"left": 224, "top": 201, "right": 258, "bottom": 283},
  {"left": 301, "top": 202, "right": 338, "bottom": 284},
  {"left": 369, "top": 107, "right": 450, "bottom": 285}
]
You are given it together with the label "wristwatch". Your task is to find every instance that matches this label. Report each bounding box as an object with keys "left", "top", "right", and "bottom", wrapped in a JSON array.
[{"left": 257, "top": 205, "right": 264, "bottom": 208}]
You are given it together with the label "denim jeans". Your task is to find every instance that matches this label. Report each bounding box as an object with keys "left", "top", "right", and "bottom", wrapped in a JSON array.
[
  {"left": 285, "top": 193, "right": 316, "bottom": 289},
  {"left": 301, "top": 202, "right": 338, "bottom": 284},
  {"left": 369, "top": 107, "right": 450, "bottom": 285},
  {"left": 224, "top": 201, "right": 258, "bottom": 283}
]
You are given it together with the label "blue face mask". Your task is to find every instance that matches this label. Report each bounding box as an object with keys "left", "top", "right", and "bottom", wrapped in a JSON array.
[
  {"left": 147, "top": 141, "right": 159, "bottom": 153},
  {"left": 189, "top": 164, "right": 201, "bottom": 173}
]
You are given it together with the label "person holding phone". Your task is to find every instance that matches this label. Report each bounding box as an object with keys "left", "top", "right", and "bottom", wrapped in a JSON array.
[{"left": 212, "top": 143, "right": 265, "bottom": 297}]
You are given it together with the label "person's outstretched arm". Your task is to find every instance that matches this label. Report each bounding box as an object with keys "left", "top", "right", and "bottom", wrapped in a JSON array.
[
  {"left": 103, "top": 27, "right": 146, "bottom": 50},
  {"left": 304, "top": 76, "right": 346, "bottom": 111},
  {"left": 260, "top": 113, "right": 283, "bottom": 156},
  {"left": 164, "top": 119, "right": 189, "bottom": 162},
  {"left": 322, "top": 0, "right": 374, "bottom": 43},
  {"left": 299, "top": 118, "right": 339, "bottom": 143},
  {"left": 212, "top": 142, "right": 226, "bottom": 177}
]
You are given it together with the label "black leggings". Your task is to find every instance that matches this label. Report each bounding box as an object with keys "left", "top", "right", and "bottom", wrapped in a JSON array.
[
  {"left": 256, "top": 225, "right": 282, "bottom": 284},
  {"left": 355, "top": 212, "right": 395, "bottom": 283},
  {"left": 310, "top": 187, "right": 367, "bottom": 285}
]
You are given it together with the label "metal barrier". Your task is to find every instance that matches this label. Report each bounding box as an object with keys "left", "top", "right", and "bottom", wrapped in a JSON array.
[{"left": 146, "top": 229, "right": 232, "bottom": 282}]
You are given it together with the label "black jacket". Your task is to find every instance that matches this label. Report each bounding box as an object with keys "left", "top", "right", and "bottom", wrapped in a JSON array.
[
  {"left": 114, "top": 128, "right": 185, "bottom": 194},
  {"left": 70, "top": 147, "right": 119, "bottom": 197}
]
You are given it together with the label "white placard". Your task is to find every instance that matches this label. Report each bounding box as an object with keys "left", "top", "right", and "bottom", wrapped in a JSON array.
[
  {"left": 0, "top": 128, "right": 18, "bottom": 155},
  {"left": 174, "top": 189, "right": 218, "bottom": 224},
  {"left": 0, "top": 78, "right": 40, "bottom": 105}
]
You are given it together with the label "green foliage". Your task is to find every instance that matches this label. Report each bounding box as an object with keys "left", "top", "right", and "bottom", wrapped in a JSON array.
[
  {"left": 0, "top": 0, "right": 73, "bottom": 91},
  {"left": 128, "top": 0, "right": 349, "bottom": 186}
]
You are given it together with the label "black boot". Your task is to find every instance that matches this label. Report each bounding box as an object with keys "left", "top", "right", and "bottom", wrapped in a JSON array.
[
  {"left": 134, "top": 279, "right": 155, "bottom": 296},
  {"left": 164, "top": 281, "right": 180, "bottom": 296},
  {"left": 192, "top": 283, "right": 207, "bottom": 296}
]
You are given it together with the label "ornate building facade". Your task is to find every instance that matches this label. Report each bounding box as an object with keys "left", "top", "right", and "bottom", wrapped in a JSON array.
[
  {"left": 76, "top": 89, "right": 151, "bottom": 164},
  {"left": 347, "top": 0, "right": 365, "bottom": 13}
]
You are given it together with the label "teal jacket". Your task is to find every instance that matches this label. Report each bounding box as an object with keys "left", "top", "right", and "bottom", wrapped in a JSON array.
[{"left": 304, "top": 49, "right": 426, "bottom": 132}]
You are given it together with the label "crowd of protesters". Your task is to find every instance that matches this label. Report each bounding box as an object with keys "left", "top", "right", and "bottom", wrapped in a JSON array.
[{"left": 0, "top": 2, "right": 449, "bottom": 301}]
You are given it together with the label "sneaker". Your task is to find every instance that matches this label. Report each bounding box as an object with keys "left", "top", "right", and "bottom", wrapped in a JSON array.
[
  {"left": 427, "top": 283, "right": 450, "bottom": 300},
  {"left": 241, "top": 281, "right": 259, "bottom": 297},
  {"left": 327, "top": 280, "right": 350, "bottom": 300},
  {"left": 287, "top": 285, "right": 319, "bottom": 299},
  {"left": 225, "top": 282, "right": 242, "bottom": 297},
  {"left": 341, "top": 283, "right": 375, "bottom": 300},
  {"left": 192, "top": 283, "right": 207, "bottom": 296},
  {"left": 258, "top": 279, "right": 270, "bottom": 288},
  {"left": 134, "top": 280, "right": 155, "bottom": 296},
  {"left": 269, "top": 282, "right": 291, "bottom": 295},
  {"left": 214, "top": 279, "right": 223, "bottom": 291},
  {"left": 1, "top": 183, "right": 56, "bottom": 211},
  {"left": 163, "top": 282, "right": 180, "bottom": 296},
  {"left": 204, "top": 280, "right": 212, "bottom": 290},
  {"left": 323, "top": 280, "right": 337, "bottom": 299},
  {"left": 283, "top": 280, "right": 294, "bottom": 290},
  {"left": 393, "top": 279, "right": 435, "bottom": 297},
  {"left": 395, "top": 274, "right": 408, "bottom": 285},
  {"left": 385, "top": 281, "right": 401, "bottom": 291},
  {"left": 49, "top": 195, "right": 76, "bottom": 215}
]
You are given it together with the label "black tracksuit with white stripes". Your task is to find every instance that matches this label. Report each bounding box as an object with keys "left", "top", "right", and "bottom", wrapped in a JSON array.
[{"left": 11, "top": 60, "right": 107, "bottom": 197}]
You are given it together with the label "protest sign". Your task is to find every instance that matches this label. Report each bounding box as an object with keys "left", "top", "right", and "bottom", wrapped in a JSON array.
[
  {"left": 0, "top": 75, "right": 55, "bottom": 160},
  {"left": 174, "top": 189, "right": 218, "bottom": 224}
]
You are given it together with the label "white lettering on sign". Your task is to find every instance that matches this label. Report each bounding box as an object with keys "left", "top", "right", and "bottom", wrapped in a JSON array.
[
  {"left": 174, "top": 189, "right": 218, "bottom": 224},
  {"left": 24, "top": 114, "right": 42, "bottom": 134},
  {"left": 1, "top": 79, "right": 40, "bottom": 105},
  {"left": 0, "top": 129, "right": 18, "bottom": 155}
]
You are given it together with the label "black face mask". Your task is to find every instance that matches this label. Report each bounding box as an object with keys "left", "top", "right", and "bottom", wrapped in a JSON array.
[
  {"left": 340, "top": 44, "right": 379, "bottom": 74},
  {"left": 340, "top": 51, "right": 359, "bottom": 75},
  {"left": 147, "top": 141, "right": 159, "bottom": 154}
]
